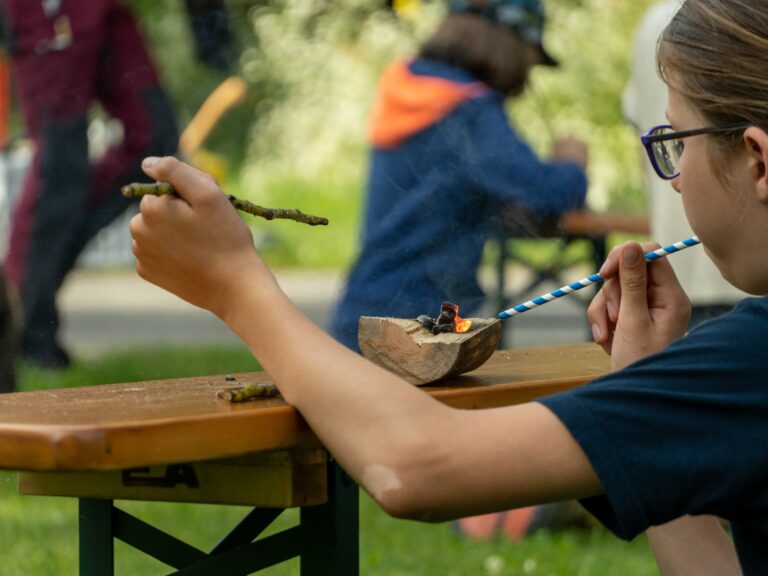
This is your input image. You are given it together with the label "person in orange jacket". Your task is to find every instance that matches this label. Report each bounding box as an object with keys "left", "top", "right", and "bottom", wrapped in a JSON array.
[{"left": 330, "top": 0, "right": 589, "bottom": 355}]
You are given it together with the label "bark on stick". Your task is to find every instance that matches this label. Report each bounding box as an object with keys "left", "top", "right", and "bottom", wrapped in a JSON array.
[
  {"left": 217, "top": 383, "right": 280, "bottom": 402},
  {"left": 122, "top": 182, "right": 329, "bottom": 226}
]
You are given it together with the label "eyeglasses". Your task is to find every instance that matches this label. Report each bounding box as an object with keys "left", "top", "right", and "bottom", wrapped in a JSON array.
[{"left": 640, "top": 123, "right": 749, "bottom": 180}]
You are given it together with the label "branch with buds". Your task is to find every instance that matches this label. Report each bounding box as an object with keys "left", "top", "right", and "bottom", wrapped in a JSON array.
[{"left": 122, "top": 182, "right": 329, "bottom": 226}]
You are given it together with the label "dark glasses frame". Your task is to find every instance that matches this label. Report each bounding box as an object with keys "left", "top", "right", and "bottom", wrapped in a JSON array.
[{"left": 640, "top": 122, "right": 750, "bottom": 180}]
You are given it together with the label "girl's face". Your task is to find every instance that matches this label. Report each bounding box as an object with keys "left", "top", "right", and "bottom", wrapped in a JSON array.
[{"left": 667, "top": 86, "right": 768, "bottom": 295}]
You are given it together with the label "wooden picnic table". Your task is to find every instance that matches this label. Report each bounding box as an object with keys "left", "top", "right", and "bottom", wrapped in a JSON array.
[{"left": 0, "top": 342, "right": 610, "bottom": 575}]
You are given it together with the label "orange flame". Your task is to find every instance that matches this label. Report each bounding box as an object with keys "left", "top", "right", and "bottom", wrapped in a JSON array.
[
  {"left": 428, "top": 301, "right": 473, "bottom": 334},
  {"left": 455, "top": 316, "right": 472, "bottom": 333}
]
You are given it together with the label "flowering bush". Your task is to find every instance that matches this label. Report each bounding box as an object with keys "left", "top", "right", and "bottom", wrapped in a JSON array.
[{"left": 239, "top": 0, "right": 442, "bottom": 198}]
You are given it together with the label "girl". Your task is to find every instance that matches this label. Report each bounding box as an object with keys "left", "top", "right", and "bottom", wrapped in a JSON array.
[{"left": 130, "top": 1, "right": 765, "bottom": 572}]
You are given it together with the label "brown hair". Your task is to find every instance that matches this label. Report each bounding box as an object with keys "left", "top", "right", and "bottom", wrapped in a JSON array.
[
  {"left": 418, "top": 12, "right": 540, "bottom": 96},
  {"left": 658, "top": 0, "right": 768, "bottom": 172}
]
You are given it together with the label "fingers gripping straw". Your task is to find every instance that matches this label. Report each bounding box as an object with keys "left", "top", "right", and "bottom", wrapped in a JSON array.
[{"left": 498, "top": 236, "right": 701, "bottom": 319}]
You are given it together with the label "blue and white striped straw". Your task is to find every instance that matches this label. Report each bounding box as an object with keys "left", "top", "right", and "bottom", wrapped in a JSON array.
[{"left": 498, "top": 236, "right": 701, "bottom": 319}]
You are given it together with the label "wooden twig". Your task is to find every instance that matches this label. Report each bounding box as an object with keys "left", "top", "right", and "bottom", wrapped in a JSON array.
[
  {"left": 217, "top": 383, "right": 280, "bottom": 403},
  {"left": 122, "top": 182, "right": 329, "bottom": 226}
]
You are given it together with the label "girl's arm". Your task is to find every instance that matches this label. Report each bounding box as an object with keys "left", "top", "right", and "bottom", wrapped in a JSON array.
[
  {"left": 129, "top": 156, "right": 602, "bottom": 520},
  {"left": 647, "top": 516, "right": 741, "bottom": 576}
]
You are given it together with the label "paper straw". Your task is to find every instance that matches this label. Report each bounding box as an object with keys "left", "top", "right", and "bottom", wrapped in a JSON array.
[{"left": 498, "top": 236, "right": 700, "bottom": 319}]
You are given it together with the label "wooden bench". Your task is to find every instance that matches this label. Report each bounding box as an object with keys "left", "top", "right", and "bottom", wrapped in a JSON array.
[
  {"left": 493, "top": 207, "right": 650, "bottom": 346},
  {"left": 0, "top": 342, "right": 610, "bottom": 575}
]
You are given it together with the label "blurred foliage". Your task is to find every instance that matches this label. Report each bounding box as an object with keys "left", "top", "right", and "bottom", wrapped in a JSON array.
[
  {"left": 131, "top": 0, "right": 254, "bottom": 167},
  {"left": 237, "top": 0, "right": 440, "bottom": 190},
  {"left": 133, "top": 0, "right": 660, "bottom": 266},
  {"left": 511, "top": 0, "right": 660, "bottom": 212}
]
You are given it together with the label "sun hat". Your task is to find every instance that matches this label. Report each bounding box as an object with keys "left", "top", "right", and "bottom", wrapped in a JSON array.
[{"left": 449, "top": 0, "right": 558, "bottom": 66}]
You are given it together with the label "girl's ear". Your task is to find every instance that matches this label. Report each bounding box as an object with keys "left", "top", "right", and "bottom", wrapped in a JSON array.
[{"left": 742, "top": 126, "right": 768, "bottom": 203}]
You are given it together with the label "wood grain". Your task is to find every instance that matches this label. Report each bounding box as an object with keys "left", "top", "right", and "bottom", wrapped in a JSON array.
[
  {"left": 561, "top": 210, "right": 650, "bottom": 237},
  {"left": 358, "top": 316, "right": 502, "bottom": 385}
]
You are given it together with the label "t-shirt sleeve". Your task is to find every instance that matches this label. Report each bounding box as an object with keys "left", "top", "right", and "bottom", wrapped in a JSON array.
[{"left": 538, "top": 297, "right": 768, "bottom": 540}]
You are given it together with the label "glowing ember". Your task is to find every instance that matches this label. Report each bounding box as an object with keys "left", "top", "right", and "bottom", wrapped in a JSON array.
[{"left": 455, "top": 317, "right": 472, "bottom": 333}]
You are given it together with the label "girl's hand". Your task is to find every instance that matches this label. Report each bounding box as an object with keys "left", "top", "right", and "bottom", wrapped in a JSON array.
[
  {"left": 587, "top": 242, "right": 691, "bottom": 371},
  {"left": 129, "top": 156, "right": 274, "bottom": 319}
]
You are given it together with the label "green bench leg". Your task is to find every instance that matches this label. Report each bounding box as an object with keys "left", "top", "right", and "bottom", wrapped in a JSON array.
[
  {"left": 299, "top": 463, "right": 359, "bottom": 575},
  {"left": 76, "top": 463, "right": 359, "bottom": 575},
  {"left": 79, "top": 498, "right": 115, "bottom": 575}
]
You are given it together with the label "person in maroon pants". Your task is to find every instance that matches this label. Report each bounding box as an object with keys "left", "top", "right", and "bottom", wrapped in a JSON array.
[{"left": 1, "top": 0, "right": 178, "bottom": 368}]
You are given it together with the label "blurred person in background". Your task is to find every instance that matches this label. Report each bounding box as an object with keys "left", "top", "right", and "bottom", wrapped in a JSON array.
[
  {"left": 184, "top": 0, "right": 238, "bottom": 72},
  {"left": 623, "top": 0, "right": 745, "bottom": 328},
  {"left": 0, "top": 43, "right": 8, "bottom": 145},
  {"left": 331, "top": 0, "right": 590, "bottom": 540},
  {"left": 0, "top": 0, "right": 178, "bottom": 369},
  {"left": 0, "top": 13, "right": 19, "bottom": 391},
  {"left": 331, "top": 0, "right": 588, "bottom": 352}
]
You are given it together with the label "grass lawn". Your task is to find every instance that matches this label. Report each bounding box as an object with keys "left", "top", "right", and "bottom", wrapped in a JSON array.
[{"left": 0, "top": 346, "right": 659, "bottom": 575}]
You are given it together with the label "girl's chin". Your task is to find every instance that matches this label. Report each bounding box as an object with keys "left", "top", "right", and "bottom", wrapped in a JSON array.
[{"left": 719, "top": 266, "right": 764, "bottom": 296}]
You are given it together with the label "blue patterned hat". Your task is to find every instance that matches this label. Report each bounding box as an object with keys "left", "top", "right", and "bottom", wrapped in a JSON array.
[{"left": 450, "top": 0, "right": 558, "bottom": 66}]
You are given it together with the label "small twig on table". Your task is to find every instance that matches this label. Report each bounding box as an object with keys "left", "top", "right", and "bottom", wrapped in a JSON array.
[
  {"left": 121, "top": 182, "right": 329, "bottom": 226},
  {"left": 217, "top": 383, "right": 280, "bottom": 403}
]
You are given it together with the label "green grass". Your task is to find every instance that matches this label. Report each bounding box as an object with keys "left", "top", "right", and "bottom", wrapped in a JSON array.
[
  {"left": 2, "top": 345, "right": 659, "bottom": 574},
  {"left": 0, "top": 482, "right": 659, "bottom": 575},
  {"left": 17, "top": 344, "right": 259, "bottom": 391}
]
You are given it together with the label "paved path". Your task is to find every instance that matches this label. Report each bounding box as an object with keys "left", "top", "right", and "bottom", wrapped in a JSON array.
[
  {"left": 58, "top": 266, "right": 592, "bottom": 359},
  {"left": 58, "top": 269, "right": 344, "bottom": 357}
]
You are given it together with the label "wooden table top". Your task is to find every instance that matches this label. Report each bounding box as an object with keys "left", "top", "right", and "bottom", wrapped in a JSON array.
[
  {"left": 561, "top": 210, "right": 650, "bottom": 237},
  {"left": 499, "top": 207, "right": 650, "bottom": 240},
  {"left": 0, "top": 343, "right": 609, "bottom": 472}
]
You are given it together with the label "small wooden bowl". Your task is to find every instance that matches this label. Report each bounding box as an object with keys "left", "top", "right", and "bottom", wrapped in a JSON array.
[{"left": 358, "top": 317, "right": 502, "bottom": 385}]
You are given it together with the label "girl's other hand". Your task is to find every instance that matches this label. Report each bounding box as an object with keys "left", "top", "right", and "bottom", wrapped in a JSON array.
[
  {"left": 587, "top": 242, "right": 691, "bottom": 371},
  {"left": 129, "top": 156, "right": 275, "bottom": 319}
]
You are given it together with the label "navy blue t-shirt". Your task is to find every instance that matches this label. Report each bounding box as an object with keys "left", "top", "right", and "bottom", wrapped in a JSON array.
[{"left": 540, "top": 296, "right": 768, "bottom": 574}]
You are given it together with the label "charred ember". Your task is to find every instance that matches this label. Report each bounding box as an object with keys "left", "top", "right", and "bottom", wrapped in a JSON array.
[
  {"left": 416, "top": 315, "right": 435, "bottom": 331},
  {"left": 436, "top": 301, "right": 458, "bottom": 327}
]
